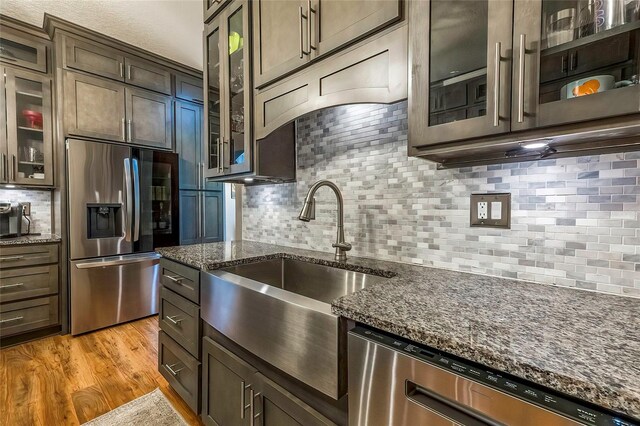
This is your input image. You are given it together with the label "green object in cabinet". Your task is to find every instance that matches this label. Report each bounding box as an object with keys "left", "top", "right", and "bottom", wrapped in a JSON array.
[{"left": 2, "top": 66, "right": 54, "bottom": 186}]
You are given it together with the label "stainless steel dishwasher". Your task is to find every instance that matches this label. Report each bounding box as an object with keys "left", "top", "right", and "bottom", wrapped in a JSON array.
[{"left": 348, "top": 326, "right": 638, "bottom": 426}]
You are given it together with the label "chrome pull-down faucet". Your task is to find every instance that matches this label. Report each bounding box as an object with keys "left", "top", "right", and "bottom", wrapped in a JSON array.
[{"left": 298, "top": 180, "right": 352, "bottom": 262}]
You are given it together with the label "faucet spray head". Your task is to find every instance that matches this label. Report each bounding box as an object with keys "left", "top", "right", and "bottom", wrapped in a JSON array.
[{"left": 298, "top": 197, "right": 316, "bottom": 222}]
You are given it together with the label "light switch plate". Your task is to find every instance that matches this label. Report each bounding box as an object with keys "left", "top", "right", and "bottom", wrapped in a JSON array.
[{"left": 470, "top": 193, "right": 511, "bottom": 228}]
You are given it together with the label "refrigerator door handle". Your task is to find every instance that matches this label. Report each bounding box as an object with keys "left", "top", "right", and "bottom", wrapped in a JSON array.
[
  {"left": 123, "top": 158, "right": 133, "bottom": 242},
  {"left": 132, "top": 158, "right": 141, "bottom": 242}
]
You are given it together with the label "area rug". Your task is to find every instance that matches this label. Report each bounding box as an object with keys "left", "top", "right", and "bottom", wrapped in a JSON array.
[{"left": 83, "top": 388, "right": 188, "bottom": 426}]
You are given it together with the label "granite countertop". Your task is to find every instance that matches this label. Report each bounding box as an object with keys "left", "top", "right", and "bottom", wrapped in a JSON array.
[
  {"left": 157, "top": 240, "right": 640, "bottom": 420},
  {"left": 0, "top": 233, "right": 61, "bottom": 246}
]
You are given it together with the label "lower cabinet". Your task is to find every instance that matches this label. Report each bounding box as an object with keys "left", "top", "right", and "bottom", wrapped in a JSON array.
[
  {"left": 179, "top": 189, "right": 224, "bottom": 245},
  {"left": 202, "top": 337, "right": 336, "bottom": 426}
]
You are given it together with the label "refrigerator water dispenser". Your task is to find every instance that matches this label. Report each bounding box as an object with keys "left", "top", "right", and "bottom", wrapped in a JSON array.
[{"left": 87, "top": 204, "right": 122, "bottom": 239}]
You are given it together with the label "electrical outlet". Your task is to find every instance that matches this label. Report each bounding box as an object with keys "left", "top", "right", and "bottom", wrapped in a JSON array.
[
  {"left": 477, "top": 202, "right": 488, "bottom": 219},
  {"left": 22, "top": 202, "right": 31, "bottom": 216},
  {"left": 470, "top": 193, "right": 511, "bottom": 228}
]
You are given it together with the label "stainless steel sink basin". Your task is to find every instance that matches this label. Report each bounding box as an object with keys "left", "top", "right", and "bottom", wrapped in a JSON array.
[{"left": 201, "top": 257, "right": 388, "bottom": 400}]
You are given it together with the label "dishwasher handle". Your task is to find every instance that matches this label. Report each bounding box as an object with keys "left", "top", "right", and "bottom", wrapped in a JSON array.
[{"left": 406, "top": 381, "right": 496, "bottom": 426}]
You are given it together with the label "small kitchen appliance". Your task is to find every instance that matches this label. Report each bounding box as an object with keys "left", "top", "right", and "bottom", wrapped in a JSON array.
[{"left": 0, "top": 202, "right": 25, "bottom": 238}]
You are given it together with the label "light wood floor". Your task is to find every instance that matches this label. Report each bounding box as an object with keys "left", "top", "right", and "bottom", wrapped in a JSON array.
[{"left": 0, "top": 316, "right": 203, "bottom": 426}]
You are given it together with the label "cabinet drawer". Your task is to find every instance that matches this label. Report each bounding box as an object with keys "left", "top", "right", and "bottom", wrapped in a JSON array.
[
  {"left": 0, "top": 296, "right": 58, "bottom": 337},
  {"left": 0, "top": 244, "right": 58, "bottom": 269},
  {"left": 0, "top": 264, "right": 58, "bottom": 303},
  {"left": 160, "top": 286, "right": 200, "bottom": 357},
  {"left": 175, "top": 74, "right": 203, "bottom": 103},
  {"left": 160, "top": 259, "right": 200, "bottom": 303},
  {"left": 159, "top": 331, "right": 200, "bottom": 412}
]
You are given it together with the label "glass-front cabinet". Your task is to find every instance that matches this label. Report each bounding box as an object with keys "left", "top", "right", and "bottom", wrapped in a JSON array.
[
  {"left": 513, "top": 0, "right": 640, "bottom": 130},
  {"left": 204, "top": 0, "right": 252, "bottom": 180},
  {"left": 0, "top": 27, "right": 47, "bottom": 73},
  {"left": 409, "top": 0, "right": 514, "bottom": 146},
  {"left": 410, "top": 0, "right": 640, "bottom": 153},
  {"left": 1, "top": 67, "right": 54, "bottom": 186}
]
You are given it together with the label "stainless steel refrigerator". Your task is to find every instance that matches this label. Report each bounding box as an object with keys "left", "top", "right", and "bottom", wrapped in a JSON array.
[{"left": 67, "top": 139, "right": 179, "bottom": 335}]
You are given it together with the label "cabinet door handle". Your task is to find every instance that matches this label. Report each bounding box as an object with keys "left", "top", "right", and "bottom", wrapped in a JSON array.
[
  {"left": 119, "top": 62, "right": 124, "bottom": 78},
  {"left": 11, "top": 155, "right": 16, "bottom": 181},
  {"left": 164, "top": 363, "right": 184, "bottom": 376},
  {"left": 0, "top": 282, "right": 24, "bottom": 289},
  {"left": 122, "top": 118, "right": 126, "bottom": 141},
  {"left": 0, "top": 256, "right": 24, "bottom": 261},
  {"left": 127, "top": 120, "right": 132, "bottom": 142},
  {"left": 561, "top": 55, "right": 568, "bottom": 73},
  {"left": 307, "top": 0, "right": 316, "bottom": 52},
  {"left": 250, "top": 389, "right": 261, "bottom": 426},
  {"left": 569, "top": 52, "right": 577, "bottom": 71},
  {"left": 127, "top": 64, "right": 132, "bottom": 80},
  {"left": 0, "top": 316, "right": 23, "bottom": 324},
  {"left": 240, "top": 381, "right": 251, "bottom": 419},
  {"left": 517, "top": 34, "right": 526, "bottom": 124},
  {"left": 299, "top": 6, "right": 310, "bottom": 58},
  {"left": 493, "top": 42, "right": 502, "bottom": 127},
  {"left": 0, "top": 153, "right": 5, "bottom": 182},
  {"left": 197, "top": 192, "right": 202, "bottom": 239}
]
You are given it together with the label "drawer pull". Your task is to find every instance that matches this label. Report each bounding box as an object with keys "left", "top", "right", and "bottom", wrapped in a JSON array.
[
  {"left": 0, "top": 256, "right": 24, "bottom": 261},
  {"left": 165, "top": 363, "right": 184, "bottom": 376},
  {"left": 0, "top": 316, "right": 23, "bottom": 324},
  {"left": 241, "top": 381, "right": 251, "bottom": 419},
  {"left": 164, "top": 274, "right": 184, "bottom": 284},
  {"left": 0, "top": 282, "right": 24, "bottom": 289},
  {"left": 165, "top": 315, "right": 183, "bottom": 325}
]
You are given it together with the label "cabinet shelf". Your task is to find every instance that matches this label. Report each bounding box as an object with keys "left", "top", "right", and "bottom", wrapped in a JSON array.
[
  {"left": 541, "top": 21, "right": 640, "bottom": 57},
  {"left": 16, "top": 91, "right": 43, "bottom": 99},
  {"left": 17, "top": 126, "right": 44, "bottom": 133},
  {"left": 18, "top": 161, "right": 45, "bottom": 166}
]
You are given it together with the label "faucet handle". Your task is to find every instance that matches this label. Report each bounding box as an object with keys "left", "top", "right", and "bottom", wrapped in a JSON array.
[{"left": 332, "top": 242, "right": 352, "bottom": 251}]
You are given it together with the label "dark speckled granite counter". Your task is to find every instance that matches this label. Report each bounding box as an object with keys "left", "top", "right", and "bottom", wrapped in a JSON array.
[
  {"left": 157, "top": 240, "right": 640, "bottom": 419},
  {"left": 0, "top": 234, "right": 61, "bottom": 246}
]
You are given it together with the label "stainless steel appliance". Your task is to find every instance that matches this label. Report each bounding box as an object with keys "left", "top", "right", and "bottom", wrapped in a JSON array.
[
  {"left": 0, "top": 201, "right": 25, "bottom": 238},
  {"left": 67, "top": 139, "right": 178, "bottom": 335},
  {"left": 348, "top": 326, "right": 639, "bottom": 426}
]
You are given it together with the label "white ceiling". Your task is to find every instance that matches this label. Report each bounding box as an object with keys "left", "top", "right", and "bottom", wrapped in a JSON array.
[{"left": 1, "top": 0, "right": 204, "bottom": 70}]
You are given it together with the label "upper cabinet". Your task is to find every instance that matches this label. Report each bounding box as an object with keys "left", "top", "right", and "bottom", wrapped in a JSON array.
[
  {"left": 253, "top": 0, "right": 402, "bottom": 88},
  {"left": 512, "top": 0, "right": 640, "bottom": 131},
  {"left": 204, "top": 0, "right": 231, "bottom": 23},
  {"left": 0, "top": 26, "right": 48, "bottom": 73},
  {"left": 409, "top": 0, "right": 640, "bottom": 165},
  {"left": 204, "top": 0, "right": 252, "bottom": 179},
  {"left": 409, "top": 0, "right": 513, "bottom": 146},
  {"left": 175, "top": 73, "right": 204, "bottom": 104},
  {"left": 1, "top": 67, "right": 54, "bottom": 186},
  {"left": 63, "top": 35, "right": 172, "bottom": 95}
]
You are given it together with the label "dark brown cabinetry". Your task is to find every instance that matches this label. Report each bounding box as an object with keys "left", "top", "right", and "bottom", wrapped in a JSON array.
[
  {"left": 202, "top": 337, "right": 335, "bottom": 426},
  {"left": 176, "top": 74, "right": 204, "bottom": 104},
  {"left": 125, "top": 86, "right": 172, "bottom": 149},
  {"left": 204, "top": 0, "right": 231, "bottom": 23},
  {"left": 253, "top": 0, "right": 401, "bottom": 88},
  {"left": 0, "top": 25, "right": 48, "bottom": 73},
  {"left": 179, "top": 189, "right": 224, "bottom": 245}
]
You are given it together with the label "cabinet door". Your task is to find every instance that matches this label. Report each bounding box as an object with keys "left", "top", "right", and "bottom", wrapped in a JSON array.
[
  {"left": 0, "top": 27, "right": 47, "bottom": 73},
  {"left": 124, "top": 56, "right": 172, "bottom": 95},
  {"left": 64, "top": 71, "right": 126, "bottom": 142},
  {"left": 125, "top": 87, "right": 173, "bottom": 149},
  {"left": 0, "top": 66, "right": 7, "bottom": 184},
  {"left": 5, "top": 68, "right": 54, "bottom": 186},
  {"left": 223, "top": 0, "right": 252, "bottom": 175},
  {"left": 176, "top": 101, "right": 202, "bottom": 190},
  {"left": 176, "top": 73, "right": 204, "bottom": 103},
  {"left": 408, "top": 0, "right": 513, "bottom": 150},
  {"left": 253, "top": 0, "right": 310, "bottom": 87},
  {"left": 204, "top": 16, "right": 224, "bottom": 178},
  {"left": 179, "top": 190, "right": 200, "bottom": 245},
  {"left": 204, "top": 0, "right": 231, "bottom": 23},
  {"left": 202, "top": 190, "right": 224, "bottom": 243},
  {"left": 313, "top": 0, "right": 401, "bottom": 57},
  {"left": 512, "top": 1, "right": 640, "bottom": 131},
  {"left": 63, "top": 35, "right": 124, "bottom": 81},
  {"left": 202, "top": 337, "right": 256, "bottom": 426},
  {"left": 254, "top": 373, "right": 335, "bottom": 426}
]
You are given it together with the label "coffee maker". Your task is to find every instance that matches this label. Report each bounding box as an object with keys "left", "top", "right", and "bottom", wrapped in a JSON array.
[{"left": 0, "top": 202, "right": 26, "bottom": 238}]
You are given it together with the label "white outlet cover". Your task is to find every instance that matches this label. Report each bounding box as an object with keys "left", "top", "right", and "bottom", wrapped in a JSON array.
[{"left": 478, "top": 202, "right": 488, "bottom": 219}]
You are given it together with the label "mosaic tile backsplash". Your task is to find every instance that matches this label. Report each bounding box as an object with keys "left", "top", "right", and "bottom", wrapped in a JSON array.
[
  {"left": 0, "top": 188, "right": 52, "bottom": 235},
  {"left": 242, "top": 101, "right": 640, "bottom": 298}
]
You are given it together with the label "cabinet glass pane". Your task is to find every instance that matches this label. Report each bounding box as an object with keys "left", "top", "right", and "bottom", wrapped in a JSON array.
[
  {"left": 0, "top": 38, "right": 38, "bottom": 66},
  {"left": 207, "top": 28, "right": 221, "bottom": 170},
  {"left": 13, "top": 77, "right": 46, "bottom": 181},
  {"left": 539, "top": 0, "right": 640, "bottom": 104},
  {"left": 429, "top": 0, "right": 488, "bottom": 126},
  {"left": 227, "top": 7, "right": 246, "bottom": 167}
]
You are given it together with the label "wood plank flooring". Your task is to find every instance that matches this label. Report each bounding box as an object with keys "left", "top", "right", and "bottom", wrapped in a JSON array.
[{"left": 0, "top": 316, "right": 203, "bottom": 426}]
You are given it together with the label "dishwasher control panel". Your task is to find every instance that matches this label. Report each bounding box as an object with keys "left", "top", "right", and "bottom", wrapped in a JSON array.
[{"left": 352, "top": 326, "right": 639, "bottom": 426}]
